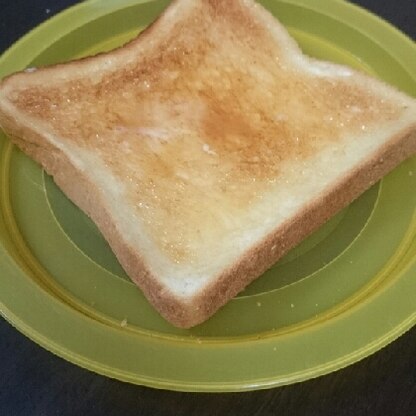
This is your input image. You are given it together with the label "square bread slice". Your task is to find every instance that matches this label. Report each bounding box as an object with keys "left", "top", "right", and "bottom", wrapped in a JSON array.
[{"left": 0, "top": 0, "right": 415, "bottom": 327}]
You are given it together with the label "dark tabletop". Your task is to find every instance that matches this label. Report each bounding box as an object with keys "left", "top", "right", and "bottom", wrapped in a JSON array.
[{"left": 1, "top": 1, "right": 415, "bottom": 415}]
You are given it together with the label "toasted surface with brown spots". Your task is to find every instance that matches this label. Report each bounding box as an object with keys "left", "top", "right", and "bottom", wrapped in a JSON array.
[
  {"left": 7, "top": 0, "right": 402, "bottom": 262},
  {"left": 0, "top": 0, "right": 415, "bottom": 326}
]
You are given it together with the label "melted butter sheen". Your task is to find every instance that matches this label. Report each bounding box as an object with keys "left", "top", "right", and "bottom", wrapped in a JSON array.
[{"left": 13, "top": 2, "right": 401, "bottom": 263}]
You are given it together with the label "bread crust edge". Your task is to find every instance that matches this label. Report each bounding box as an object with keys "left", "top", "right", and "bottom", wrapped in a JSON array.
[{"left": 1, "top": 106, "right": 415, "bottom": 327}]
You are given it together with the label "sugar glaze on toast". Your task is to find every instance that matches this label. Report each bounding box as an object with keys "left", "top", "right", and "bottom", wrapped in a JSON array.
[{"left": 0, "top": 0, "right": 415, "bottom": 327}]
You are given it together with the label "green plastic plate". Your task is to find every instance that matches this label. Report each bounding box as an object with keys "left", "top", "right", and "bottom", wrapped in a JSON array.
[{"left": 0, "top": 0, "right": 415, "bottom": 392}]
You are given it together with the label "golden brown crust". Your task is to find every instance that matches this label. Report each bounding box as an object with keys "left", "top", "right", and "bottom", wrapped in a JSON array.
[
  {"left": 0, "top": 114, "right": 192, "bottom": 325},
  {"left": 0, "top": 0, "right": 416, "bottom": 328},
  {"left": 4, "top": 116, "right": 415, "bottom": 327},
  {"left": 182, "top": 125, "right": 416, "bottom": 327}
]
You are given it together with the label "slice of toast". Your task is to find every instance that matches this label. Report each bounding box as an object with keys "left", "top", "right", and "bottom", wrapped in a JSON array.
[{"left": 0, "top": 0, "right": 415, "bottom": 328}]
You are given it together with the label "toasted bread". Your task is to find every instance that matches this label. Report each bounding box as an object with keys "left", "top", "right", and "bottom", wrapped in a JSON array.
[{"left": 0, "top": 0, "right": 415, "bottom": 328}]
